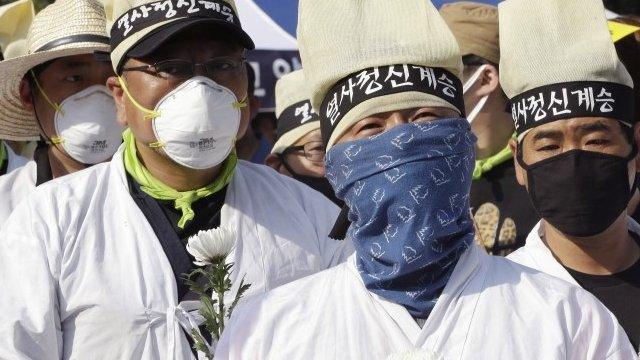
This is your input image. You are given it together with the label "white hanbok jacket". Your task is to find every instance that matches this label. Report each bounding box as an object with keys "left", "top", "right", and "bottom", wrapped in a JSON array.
[
  {"left": 216, "top": 244, "right": 636, "bottom": 360},
  {"left": 0, "top": 160, "right": 35, "bottom": 228},
  {"left": 508, "top": 218, "right": 640, "bottom": 286},
  {"left": 0, "top": 146, "right": 353, "bottom": 360},
  {"left": 4, "top": 142, "right": 28, "bottom": 172}
]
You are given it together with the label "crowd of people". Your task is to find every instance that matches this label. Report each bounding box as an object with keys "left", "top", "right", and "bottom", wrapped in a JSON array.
[{"left": 0, "top": 0, "right": 638, "bottom": 359}]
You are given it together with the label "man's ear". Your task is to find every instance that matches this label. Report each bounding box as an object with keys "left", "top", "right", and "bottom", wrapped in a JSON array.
[
  {"left": 477, "top": 64, "right": 500, "bottom": 98},
  {"left": 18, "top": 77, "right": 35, "bottom": 111},
  {"left": 107, "top": 75, "right": 127, "bottom": 127},
  {"left": 265, "top": 153, "right": 283, "bottom": 171},
  {"left": 509, "top": 138, "right": 528, "bottom": 188}
]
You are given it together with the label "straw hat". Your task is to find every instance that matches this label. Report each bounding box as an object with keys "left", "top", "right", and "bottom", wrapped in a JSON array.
[
  {"left": 0, "top": 0, "right": 35, "bottom": 60},
  {"left": 0, "top": 0, "right": 110, "bottom": 141},
  {"left": 272, "top": 70, "right": 320, "bottom": 154},
  {"left": 103, "top": 0, "right": 254, "bottom": 73},
  {"left": 440, "top": 1, "right": 500, "bottom": 65},
  {"left": 297, "top": 0, "right": 465, "bottom": 149},
  {"left": 499, "top": 0, "right": 634, "bottom": 139}
]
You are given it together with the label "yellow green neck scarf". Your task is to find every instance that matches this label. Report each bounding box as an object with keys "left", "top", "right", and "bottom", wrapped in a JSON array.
[
  {"left": 0, "top": 142, "right": 6, "bottom": 171},
  {"left": 473, "top": 143, "right": 514, "bottom": 180},
  {"left": 122, "top": 128, "right": 236, "bottom": 228}
]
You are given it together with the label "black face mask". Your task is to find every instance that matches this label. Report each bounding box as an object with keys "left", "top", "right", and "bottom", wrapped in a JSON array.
[
  {"left": 279, "top": 156, "right": 344, "bottom": 208},
  {"left": 517, "top": 145, "right": 638, "bottom": 237}
]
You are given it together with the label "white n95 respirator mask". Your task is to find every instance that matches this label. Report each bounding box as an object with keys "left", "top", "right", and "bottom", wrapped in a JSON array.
[
  {"left": 49, "top": 85, "right": 123, "bottom": 165},
  {"left": 120, "top": 76, "right": 245, "bottom": 170}
]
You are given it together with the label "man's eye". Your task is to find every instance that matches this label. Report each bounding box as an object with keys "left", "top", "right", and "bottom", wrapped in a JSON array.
[
  {"left": 537, "top": 144, "right": 559, "bottom": 152},
  {"left": 357, "top": 123, "right": 384, "bottom": 134},
  {"left": 157, "top": 63, "right": 191, "bottom": 76},
  {"left": 64, "top": 75, "right": 82, "bottom": 82},
  {"left": 208, "top": 60, "right": 236, "bottom": 72},
  {"left": 585, "top": 139, "right": 610, "bottom": 146}
]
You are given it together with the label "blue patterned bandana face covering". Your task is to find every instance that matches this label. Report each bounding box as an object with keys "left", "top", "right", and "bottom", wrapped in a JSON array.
[{"left": 325, "top": 118, "right": 477, "bottom": 318}]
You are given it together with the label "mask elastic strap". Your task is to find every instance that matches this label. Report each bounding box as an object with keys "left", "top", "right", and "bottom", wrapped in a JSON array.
[
  {"left": 233, "top": 94, "right": 248, "bottom": 109},
  {"left": 30, "top": 70, "right": 64, "bottom": 115},
  {"left": 118, "top": 76, "right": 161, "bottom": 120},
  {"left": 463, "top": 65, "right": 488, "bottom": 94}
]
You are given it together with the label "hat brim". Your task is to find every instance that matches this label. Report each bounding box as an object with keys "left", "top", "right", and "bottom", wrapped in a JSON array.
[
  {"left": 0, "top": 42, "right": 110, "bottom": 141},
  {"left": 124, "top": 18, "right": 255, "bottom": 67}
]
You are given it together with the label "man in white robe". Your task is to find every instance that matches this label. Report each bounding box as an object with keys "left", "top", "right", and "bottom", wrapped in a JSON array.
[
  {"left": 499, "top": 0, "right": 640, "bottom": 353},
  {"left": 0, "top": 0, "right": 352, "bottom": 358},
  {"left": 215, "top": 0, "right": 636, "bottom": 358},
  {"left": 0, "top": 0, "right": 123, "bottom": 229}
]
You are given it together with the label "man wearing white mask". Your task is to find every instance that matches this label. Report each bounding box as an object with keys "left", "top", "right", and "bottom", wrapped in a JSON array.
[
  {"left": 215, "top": 0, "right": 635, "bottom": 358},
  {"left": 0, "top": 0, "right": 123, "bottom": 229},
  {"left": 0, "top": 0, "right": 351, "bottom": 358},
  {"left": 0, "top": 0, "right": 33, "bottom": 176},
  {"left": 441, "top": 1, "right": 537, "bottom": 255}
]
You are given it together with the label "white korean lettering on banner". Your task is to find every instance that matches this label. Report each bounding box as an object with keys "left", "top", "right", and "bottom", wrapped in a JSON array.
[
  {"left": 340, "top": 78, "right": 356, "bottom": 106},
  {"left": 595, "top": 88, "right": 615, "bottom": 113},
  {"left": 151, "top": 1, "right": 177, "bottom": 18},
  {"left": 512, "top": 99, "right": 528, "bottom": 130},
  {"left": 326, "top": 93, "right": 341, "bottom": 126},
  {"left": 117, "top": 0, "right": 235, "bottom": 38},
  {"left": 526, "top": 93, "right": 547, "bottom": 122},
  {"left": 177, "top": 0, "right": 199, "bottom": 13},
  {"left": 384, "top": 65, "right": 413, "bottom": 88},
  {"left": 547, "top": 89, "right": 571, "bottom": 116},
  {"left": 437, "top": 73, "right": 456, "bottom": 98},
  {"left": 412, "top": 66, "right": 437, "bottom": 89},
  {"left": 295, "top": 102, "right": 315, "bottom": 124},
  {"left": 571, "top": 87, "right": 595, "bottom": 112},
  {"left": 356, "top": 68, "right": 384, "bottom": 96}
]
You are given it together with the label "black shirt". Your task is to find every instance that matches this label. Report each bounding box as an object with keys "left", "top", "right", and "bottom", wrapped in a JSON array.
[
  {"left": 127, "top": 173, "right": 227, "bottom": 300},
  {"left": 565, "top": 233, "right": 640, "bottom": 351},
  {"left": 34, "top": 141, "right": 53, "bottom": 186},
  {"left": 470, "top": 160, "right": 539, "bottom": 256}
]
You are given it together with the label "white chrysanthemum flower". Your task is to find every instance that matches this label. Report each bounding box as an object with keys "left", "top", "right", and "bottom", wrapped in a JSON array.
[
  {"left": 186, "top": 227, "right": 236, "bottom": 266},
  {"left": 386, "top": 349, "right": 444, "bottom": 360}
]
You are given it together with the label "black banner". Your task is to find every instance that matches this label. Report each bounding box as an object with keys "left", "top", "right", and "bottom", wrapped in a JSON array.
[
  {"left": 319, "top": 64, "right": 465, "bottom": 145},
  {"left": 276, "top": 100, "right": 320, "bottom": 140},
  {"left": 510, "top": 81, "right": 635, "bottom": 135},
  {"left": 111, "top": 0, "right": 240, "bottom": 49}
]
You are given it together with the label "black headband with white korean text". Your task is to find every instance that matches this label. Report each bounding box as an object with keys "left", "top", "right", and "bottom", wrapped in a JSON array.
[
  {"left": 319, "top": 64, "right": 465, "bottom": 146},
  {"left": 276, "top": 100, "right": 320, "bottom": 141},
  {"left": 111, "top": 0, "right": 240, "bottom": 50},
  {"left": 510, "top": 81, "right": 635, "bottom": 136}
]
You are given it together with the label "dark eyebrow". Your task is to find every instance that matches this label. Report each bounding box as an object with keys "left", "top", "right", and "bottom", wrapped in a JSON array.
[
  {"left": 531, "top": 129, "right": 562, "bottom": 142},
  {"left": 575, "top": 121, "right": 612, "bottom": 135}
]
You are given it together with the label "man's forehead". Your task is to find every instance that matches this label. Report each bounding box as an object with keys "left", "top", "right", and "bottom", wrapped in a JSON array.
[{"left": 527, "top": 117, "right": 621, "bottom": 138}]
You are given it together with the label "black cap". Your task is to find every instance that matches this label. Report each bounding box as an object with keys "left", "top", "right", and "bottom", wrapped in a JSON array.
[{"left": 127, "top": 17, "right": 254, "bottom": 61}]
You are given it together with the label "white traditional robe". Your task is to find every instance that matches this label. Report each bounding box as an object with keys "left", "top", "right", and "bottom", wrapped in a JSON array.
[
  {"left": 0, "top": 146, "right": 353, "bottom": 360},
  {"left": 0, "top": 160, "right": 36, "bottom": 228},
  {"left": 216, "top": 244, "right": 636, "bottom": 360},
  {"left": 508, "top": 218, "right": 640, "bottom": 286},
  {"left": 4, "top": 142, "right": 29, "bottom": 173}
]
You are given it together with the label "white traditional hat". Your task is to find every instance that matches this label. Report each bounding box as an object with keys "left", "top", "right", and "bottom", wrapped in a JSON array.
[
  {"left": 271, "top": 70, "right": 320, "bottom": 154},
  {"left": 499, "top": 0, "right": 634, "bottom": 139},
  {"left": 0, "top": 0, "right": 110, "bottom": 141},
  {"left": 102, "top": 0, "right": 254, "bottom": 73},
  {"left": 297, "top": 0, "right": 465, "bottom": 149},
  {"left": 0, "top": 0, "right": 35, "bottom": 60}
]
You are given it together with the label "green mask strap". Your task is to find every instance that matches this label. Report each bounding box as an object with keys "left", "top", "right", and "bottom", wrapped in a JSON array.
[{"left": 118, "top": 76, "right": 161, "bottom": 121}]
